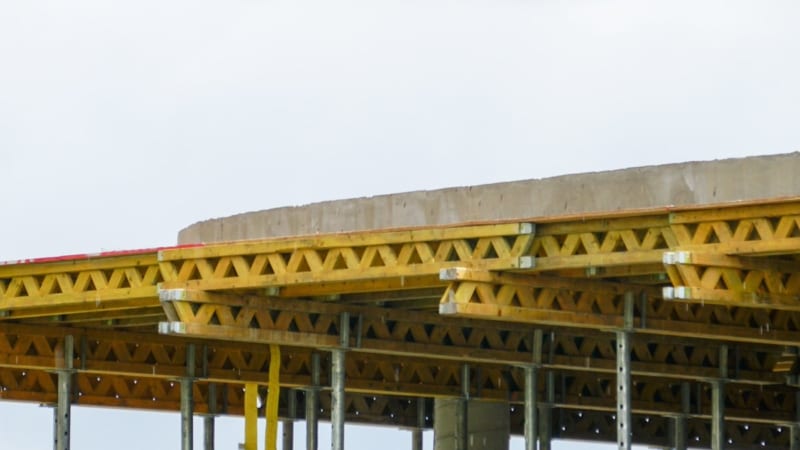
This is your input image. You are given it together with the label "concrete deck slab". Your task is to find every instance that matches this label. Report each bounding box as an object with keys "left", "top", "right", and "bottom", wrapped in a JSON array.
[{"left": 179, "top": 152, "right": 800, "bottom": 244}]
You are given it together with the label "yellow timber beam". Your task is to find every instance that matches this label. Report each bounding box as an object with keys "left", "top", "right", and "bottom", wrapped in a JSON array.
[
  {"left": 0, "top": 223, "right": 534, "bottom": 319},
  {"left": 438, "top": 274, "right": 800, "bottom": 346},
  {"left": 662, "top": 251, "right": 800, "bottom": 310}
]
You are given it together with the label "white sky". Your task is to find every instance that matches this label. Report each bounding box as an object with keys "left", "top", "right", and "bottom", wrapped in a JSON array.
[{"left": 1, "top": 0, "right": 799, "bottom": 448}]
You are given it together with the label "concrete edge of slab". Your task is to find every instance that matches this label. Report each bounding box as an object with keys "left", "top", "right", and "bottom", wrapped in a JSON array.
[{"left": 179, "top": 152, "right": 800, "bottom": 244}]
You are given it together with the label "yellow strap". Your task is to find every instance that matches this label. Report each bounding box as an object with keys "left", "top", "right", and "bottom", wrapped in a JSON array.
[
  {"left": 265, "top": 344, "right": 281, "bottom": 450},
  {"left": 244, "top": 382, "right": 258, "bottom": 450}
]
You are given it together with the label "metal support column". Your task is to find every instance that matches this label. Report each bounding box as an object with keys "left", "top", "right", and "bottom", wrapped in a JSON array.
[
  {"left": 182, "top": 343, "right": 196, "bottom": 450},
  {"left": 791, "top": 391, "right": 800, "bottom": 450},
  {"left": 617, "top": 292, "right": 634, "bottom": 450},
  {"left": 525, "top": 329, "right": 543, "bottom": 450},
  {"left": 412, "top": 398, "right": 425, "bottom": 450},
  {"left": 524, "top": 366, "right": 539, "bottom": 450},
  {"left": 711, "top": 345, "right": 728, "bottom": 450},
  {"left": 56, "top": 335, "right": 74, "bottom": 450},
  {"left": 539, "top": 371, "right": 554, "bottom": 450},
  {"left": 331, "top": 312, "right": 350, "bottom": 450},
  {"left": 455, "top": 364, "right": 470, "bottom": 450},
  {"left": 672, "top": 382, "right": 689, "bottom": 450},
  {"left": 282, "top": 390, "right": 296, "bottom": 450},
  {"left": 306, "top": 353, "right": 321, "bottom": 450},
  {"left": 205, "top": 383, "right": 217, "bottom": 450}
]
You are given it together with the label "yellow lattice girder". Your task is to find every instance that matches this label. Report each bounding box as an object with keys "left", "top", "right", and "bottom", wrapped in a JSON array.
[
  {"left": 661, "top": 251, "right": 800, "bottom": 310},
  {"left": 0, "top": 223, "right": 534, "bottom": 317},
  {"left": 438, "top": 278, "right": 800, "bottom": 346}
]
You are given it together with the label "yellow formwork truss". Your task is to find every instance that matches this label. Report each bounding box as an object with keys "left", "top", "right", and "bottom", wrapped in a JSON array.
[{"left": 1, "top": 199, "right": 800, "bottom": 446}]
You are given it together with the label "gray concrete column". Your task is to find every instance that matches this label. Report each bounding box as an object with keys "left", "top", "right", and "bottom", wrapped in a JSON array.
[{"left": 433, "top": 399, "right": 510, "bottom": 450}]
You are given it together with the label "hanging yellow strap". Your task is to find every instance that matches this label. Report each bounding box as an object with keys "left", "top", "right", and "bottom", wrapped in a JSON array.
[
  {"left": 244, "top": 382, "right": 258, "bottom": 450},
  {"left": 265, "top": 344, "right": 281, "bottom": 450}
]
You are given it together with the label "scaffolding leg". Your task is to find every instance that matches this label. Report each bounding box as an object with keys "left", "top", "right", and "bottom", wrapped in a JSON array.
[
  {"left": 282, "top": 389, "right": 296, "bottom": 450},
  {"left": 673, "top": 382, "right": 689, "bottom": 450},
  {"left": 539, "top": 371, "right": 554, "bottom": 450},
  {"left": 56, "top": 335, "right": 74, "bottom": 450},
  {"left": 711, "top": 380, "right": 725, "bottom": 450},
  {"left": 306, "top": 354, "right": 320, "bottom": 450},
  {"left": 456, "top": 364, "right": 470, "bottom": 450},
  {"left": 205, "top": 383, "right": 217, "bottom": 450},
  {"left": 331, "top": 349, "right": 346, "bottom": 450},
  {"left": 412, "top": 398, "right": 425, "bottom": 450},
  {"left": 791, "top": 391, "right": 800, "bottom": 450},
  {"left": 617, "top": 329, "right": 632, "bottom": 450},
  {"left": 182, "top": 344, "right": 196, "bottom": 450},
  {"left": 524, "top": 366, "right": 538, "bottom": 450}
]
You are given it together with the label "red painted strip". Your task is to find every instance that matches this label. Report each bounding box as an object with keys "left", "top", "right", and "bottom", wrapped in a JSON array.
[{"left": 0, "top": 243, "right": 205, "bottom": 267}]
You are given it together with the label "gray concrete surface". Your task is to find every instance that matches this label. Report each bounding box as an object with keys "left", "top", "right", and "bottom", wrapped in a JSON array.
[
  {"left": 179, "top": 152, "right": 800, "bottom": 244},
  {"left": 433, "top": 399, "right": 510, "bottom": 450}
]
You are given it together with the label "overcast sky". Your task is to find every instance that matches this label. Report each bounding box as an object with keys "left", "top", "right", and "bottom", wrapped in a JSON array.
[{"left": 1, "top": 0, "right": 799, "bottom": 448}]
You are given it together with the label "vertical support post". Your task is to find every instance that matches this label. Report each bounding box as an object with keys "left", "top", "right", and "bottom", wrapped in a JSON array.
[
  {"left": 711, "top": 345, "right": 728, "bottom": 450},
  {"left": 306, "top": 353, "right": 320, "bottom": 450},
  {"left": 672, "top": 382, "right": 689, "bottom": 450},
  {"left": 182, "top": 343, "right": 196, "bottom": 450},
  {"left": 525, "top": 329, "right": 543, "bottom": 450},
  {"left": 244, "top": 383, "right": 259, "bottom": 450},
  {"left": 412, "top": 398, "right": 425, "bottom": 450},
  {"left": 205, "top": 383, "right": 217, "bottom": 450},
  {"left": 56, "top": 335, "right": 74, "bottom": 450},
  {"left": 331, "top": 312, "right": 350, "bottom": 450},
  {"left": 711, "top": 380, "right": 724, "bottom": 450},
  {"left": 524, "top": 365, "right": 539, "bottom": 450},
  {"left": 455, "top": 364, "right": 470, "bottom": 450},
  {"left": 539, "top": 371, "right": 554, "bottom": 450},
  {"left": 791, "top": 391, "right": 800, "bottom": 450},
  {"left": 282, "top": 390, "right": 296, "bottom": 450},
  {"left": 617, "top": 292, "right": 634, "bottom": 450}
]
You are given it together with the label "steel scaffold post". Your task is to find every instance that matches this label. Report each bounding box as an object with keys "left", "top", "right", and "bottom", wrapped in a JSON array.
[
  {"left": 617, "top": 292, "right": 634, "bottom": 450},
  {"left": 306, "top": 353, "right": 321, "bottom": 450},
  {"left": 711, "top": 345, "right": 728, "bottom": 450},
  {"left": 331, "top": 312, "right": 350, "bottom": 450},
  {"left": 282, "top": 389, "right": 296, "bottom": 450},
  {"left": 182, "top": 343, "right": 196, "bottom": 450},
  {"left": 412, "top": 398, "right": 425, "bottom": 450},
  {"left": 672, "top": 382, "right": 690, "bottom": 450},
  {"left": 539, "top": 371, "right": 554, "bottom": 450},
  {"left": 525, "top": 329, "right": 543, "bottom": 450},
  {"left": 792, "top": 391, "right": 800, "bottom": 450},
  {"left": 205, "top": 383, "right": 217, "bottom": 450},
  {"left": 56, "top": 335, "right": 74, "bottom": 450}
]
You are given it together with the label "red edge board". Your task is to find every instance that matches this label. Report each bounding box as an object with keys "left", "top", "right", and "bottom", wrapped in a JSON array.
[{"left": 0, "top": 244, "right": 205, "bottom": 267}]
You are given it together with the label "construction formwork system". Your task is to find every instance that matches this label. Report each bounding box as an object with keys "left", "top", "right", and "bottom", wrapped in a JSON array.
[{"left": 2, "top": 199, "right": 800, "bottom": 448}]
